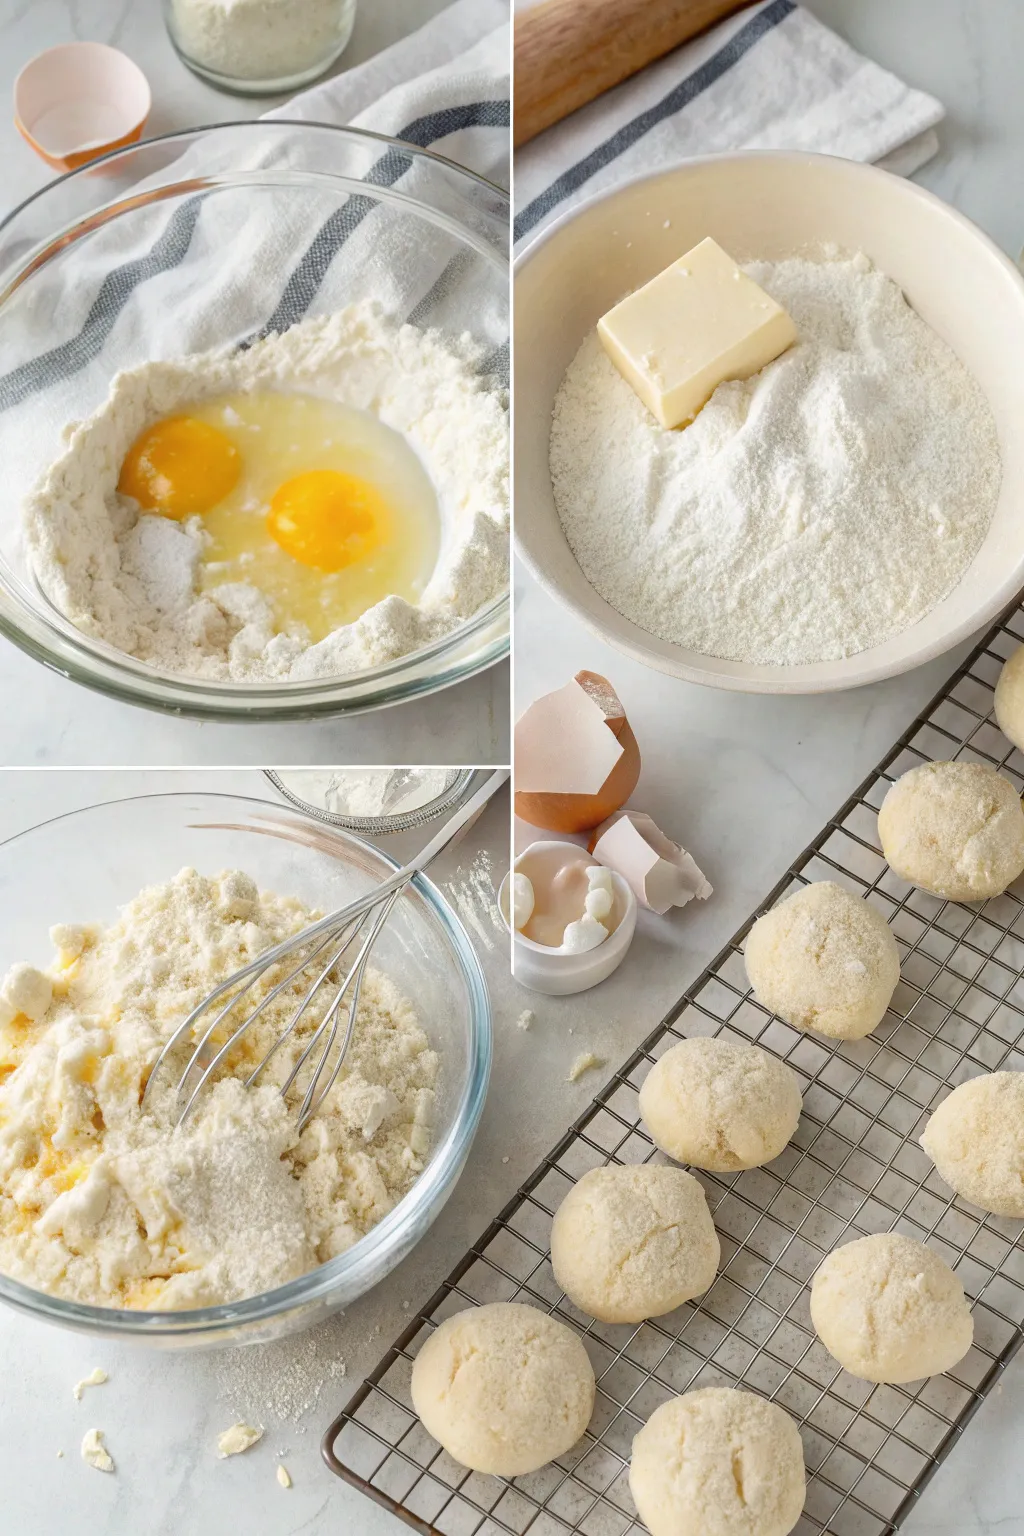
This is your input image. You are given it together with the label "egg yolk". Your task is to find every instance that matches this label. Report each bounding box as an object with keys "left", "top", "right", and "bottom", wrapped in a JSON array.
[
  {"left": 117, "top": 416, "right": 241, "bottom": 518},
  {"left": 266, "top": 470, "right": 391, "bottom": 572}
]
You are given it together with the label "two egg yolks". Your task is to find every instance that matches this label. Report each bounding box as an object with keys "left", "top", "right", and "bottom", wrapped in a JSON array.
[{"left": 117, "top": 415, "right": 388, "bottom": 573}]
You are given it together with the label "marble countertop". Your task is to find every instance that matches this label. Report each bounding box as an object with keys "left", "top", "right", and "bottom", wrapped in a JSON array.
[
  {"left": 511, "top": 3, "right": 1024, "bottom": 1533},
  {"left": 0, "top": 0, "right": 508, "bottom": 767}
]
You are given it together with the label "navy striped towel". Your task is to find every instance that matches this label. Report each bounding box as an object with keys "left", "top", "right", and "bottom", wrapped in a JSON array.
[
  {"left": 0, "top": 0, "right": 509, "bottom": 423},
  {"left": 514, "top": 0, "right": 943, "bottom": 247}
]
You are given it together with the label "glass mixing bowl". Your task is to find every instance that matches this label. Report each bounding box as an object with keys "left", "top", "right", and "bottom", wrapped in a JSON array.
[
  {"left": 0, "top": 792, "right": 491, "bottom": 1347},
  {"left": 0, "top": 123, "right": 509, "bottom": 721}
]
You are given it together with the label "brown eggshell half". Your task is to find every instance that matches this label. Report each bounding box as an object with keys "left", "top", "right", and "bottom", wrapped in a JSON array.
[{"left": 514, "top": 672, "right": 641, "bottom": 833}]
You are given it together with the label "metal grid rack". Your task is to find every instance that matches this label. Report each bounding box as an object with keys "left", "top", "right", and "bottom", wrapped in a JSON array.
[{"left": 324, "top": 605, "right": 1024, "bottom": 1536}]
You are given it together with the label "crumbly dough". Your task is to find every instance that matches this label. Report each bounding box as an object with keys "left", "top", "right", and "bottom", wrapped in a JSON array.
[
  {"left": 410, "top": 1302, "right": 595, "bottom": 1476},
  {"left": 639, "top": 1037, "right": 802, "bottom": 1172},
  {"left": 995, "top": 643, "right": 1024, "bottom": 752},
  {"left": 629, "top": 1388, "right": 806, "bottom": 1536},
  {"left": 810, "top": 1232, "right": 973, "bottom": 1384},
  {"left": 877, "top": 760, "right": 1024, "bottom": 901},
  {"left": 0, "top": 868, "right": 437, "bottom": 1309},
  {"left": 920, "top": 1072, "right": 1024, "bottom": 1217},
  {"left": 744, "top": 881, "right": 899, "bottom": 1040},
  {"left": 23, "top": 303, "right": 508, "bottom": 683},
  {"left": 550, "top": 1164, "right": 720, "bottom": 1324}
]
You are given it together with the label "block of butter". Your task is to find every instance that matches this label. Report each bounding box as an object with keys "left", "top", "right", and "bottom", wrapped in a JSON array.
[{"left": 596, "top": 236, "right": 798, "bottom": 429}]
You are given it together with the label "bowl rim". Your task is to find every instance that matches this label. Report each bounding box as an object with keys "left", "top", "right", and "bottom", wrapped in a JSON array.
[
  {"left": 513, "top": 148, "right": 1024, "bottom": 696},
  {"left": 0, "top": 790, "right": 493, "bottom": 1340},
  {"left": 0, "top": 120, "right": 510, "bottom": 720}
]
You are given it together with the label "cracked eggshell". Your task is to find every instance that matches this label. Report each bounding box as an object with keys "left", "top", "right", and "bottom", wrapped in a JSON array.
[
  {"left": 515, "top": 671, "right": 641, "bottom": 833},
  {"left": 589, "top": 810, "right": 712, "bottom": 914}
]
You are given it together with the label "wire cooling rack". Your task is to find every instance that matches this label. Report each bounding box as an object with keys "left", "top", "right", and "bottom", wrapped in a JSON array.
[{"left": 323, "top": 606, "right": 1024, "bottom": 1536}]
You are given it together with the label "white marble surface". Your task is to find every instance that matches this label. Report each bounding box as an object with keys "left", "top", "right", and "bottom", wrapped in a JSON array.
[
  {"left": 512, "top": 3, "right": 1024, "bottom": 1533},
  {"left": 0, "top": 0, "right": 508, "bottom": 766}
]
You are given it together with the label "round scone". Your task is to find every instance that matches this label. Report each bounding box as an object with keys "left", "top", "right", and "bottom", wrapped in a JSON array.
[
  {"left": 551, "top": 1164, "right": 720, "bottom": 1323},
  {"left": 994, "top": 643, "right": 1024, "bottom": 752},
  {"left": 629, "top": 1387, "right": 805, "bottom": 1536},
  {"left": 877, "top": 760, "right": 1024, "bottom": 902},
  {"left": 745, "top": 881, "right": 899, "bottom": 1040},
  {"left": 921, "top": 1072, "right": 1024, "bottom": 1217},
  {"left": 639, "top": 1037, "right": 802, "bottom": 1173},
  {"left": 810, "top": 1233, "right": 973, "bottom": 1384},
  {"left": 410, "top": 1302, "right": 595, "bottom": 1476}
]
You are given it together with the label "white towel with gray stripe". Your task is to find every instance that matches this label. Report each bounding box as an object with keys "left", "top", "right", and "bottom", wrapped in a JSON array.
[
  {"left": 0, "top": 0, "right": 509, "bottom": 431},
  {"left": 514, "top": 0, "right": 943, "bottom": 247}
]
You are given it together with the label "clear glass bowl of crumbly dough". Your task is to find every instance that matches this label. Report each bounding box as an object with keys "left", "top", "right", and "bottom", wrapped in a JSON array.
[
  {"left": 0, "top": 792, "right": 491, "bottom": 1347},
  {"left": 0, "top": 123, "right": 509, "bottom": 721}
]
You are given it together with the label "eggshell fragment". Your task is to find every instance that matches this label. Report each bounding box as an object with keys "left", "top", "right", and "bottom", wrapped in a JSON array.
[
  {"left": 515, "top": 671, "right": 641, "bottom": 833},
  {"left": 589, "top": 810, "right": 712, "bottom": 914}
]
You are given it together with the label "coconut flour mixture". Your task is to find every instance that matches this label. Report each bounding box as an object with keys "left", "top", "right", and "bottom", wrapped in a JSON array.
[
  {"left": 0, "top": 868, "right": 438, "bottom": 1308},
  {"left": 24, "top": 302, "right": 508, "bottom": 682},
  {"left": 551, "top": 253, "right": 1001, "bottom": 666},
  {"left": 168, "top": 0, "right": 353, "bottom": 83}
]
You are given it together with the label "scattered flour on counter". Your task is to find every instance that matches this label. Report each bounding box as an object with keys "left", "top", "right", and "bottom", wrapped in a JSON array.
[
  {"left": 24, "top": 302, "right": 508, "bottom": 682},
  {"left": 447, "top": 848, "right": 502, "bottom": 953},
  {"left": 0, "top": 868, "right": 438, "bottom": 1309},
  {"left": 551, "top": 253, "right": 1001, "bottom": 666},
  {"left": 215, "top": 1318, "right": 348, "bottom": 1425},
  {"left": 516, "top": 1010, "right": 535, "bottom": 1031}
]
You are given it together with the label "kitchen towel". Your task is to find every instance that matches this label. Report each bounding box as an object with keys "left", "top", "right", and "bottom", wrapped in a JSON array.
[
  {"left": 514, "top": 0, "right": 943, "bottom": 246},
  {"left": 0, "top": 0, "right": 510, "bottom": 419}
]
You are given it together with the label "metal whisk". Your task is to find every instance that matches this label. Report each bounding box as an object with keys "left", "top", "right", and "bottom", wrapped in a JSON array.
[{"left": 142, "top": 769, "right": 508, "bottom": 1133}]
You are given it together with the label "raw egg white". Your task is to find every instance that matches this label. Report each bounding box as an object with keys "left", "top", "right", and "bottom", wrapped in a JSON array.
[{"left": 117, "top": 391, "right": 440, "bottom": 642}]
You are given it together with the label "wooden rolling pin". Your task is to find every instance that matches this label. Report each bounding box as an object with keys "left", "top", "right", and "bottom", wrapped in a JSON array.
[{"left": 514, "top": 0, "right": 755, "bottom": 147}]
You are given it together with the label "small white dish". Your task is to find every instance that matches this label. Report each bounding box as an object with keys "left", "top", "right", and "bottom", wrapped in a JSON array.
[
  {"left": 515, "top": 151, "right": 1024, "bottom": 695},
  {"left": 499, "top": 840, "right": 637, "bottom": 996}
]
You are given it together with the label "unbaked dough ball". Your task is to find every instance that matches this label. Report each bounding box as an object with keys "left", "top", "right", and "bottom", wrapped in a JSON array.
[
  {"left": 629, "top": 1387, "right": 805, "bottom": 1536},
  {"left": 410, "top": 1302, "right": 595, "bottom": 1476},
  {"left": 551, "top": 1164, "right": 720, "bottom": 1323},
  {"left": 877, "top": 760, "right": 1024, "bottom": 902},
  {"left": 995, "top": 643, "right": 1024, "bottom": 752},
  {"left": 745, "top": 881, "right": 899, "bottom": 1040},
  {"left": 639, "top": 1037, "right": 802, "bottom": 1173},
  {"left": 920, "top": 1071, "right": 1024, "bottom": 1217},
  {"left": 810, "top": 1232, "right": 973, "bottom": 1384}
]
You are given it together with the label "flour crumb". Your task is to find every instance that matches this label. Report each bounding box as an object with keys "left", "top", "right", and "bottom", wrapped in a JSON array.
[
  {"left": 568, "top": 1052, "right": 606, "bottom": 1083},
  {"left": 276, "top": 1464, "right": 292, "bottom": 1489},
  {"left": 81, "top": 1428, "right": 114, "bottom": 1473},
  {"left": 217, "top": 1423, "right": 263, "bottom": 1458},
  {"left": 516, "top": 1009, "right": 535, "bottom": 1031},
  {"left": 56, "top": 1450, "right": 64, "bottom": 1459},
  {"left": 73, "top": 1368, "right": 108, "bottom": 1401}
]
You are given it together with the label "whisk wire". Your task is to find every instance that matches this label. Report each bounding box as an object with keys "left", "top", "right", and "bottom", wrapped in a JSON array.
[
  {"left": 297, "top": 889, "right": 403, "bottom": 1132},
  {"left": 147, "top": 769, "right": 508, "bottom": 1130}
]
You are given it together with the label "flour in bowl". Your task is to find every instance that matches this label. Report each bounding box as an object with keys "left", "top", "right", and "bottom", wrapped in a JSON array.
[
  {"left": 0, "top": 868, "right": 438, "bottom": 1308},
  {"left": 550, "top": 253, "right": 1001, "bottom": 666},
  {"left": 23, "top": 302, "right": 508, "bottom": 682},
  {"left": 168, "top": 0, "right": 353, "bottom": 83}
]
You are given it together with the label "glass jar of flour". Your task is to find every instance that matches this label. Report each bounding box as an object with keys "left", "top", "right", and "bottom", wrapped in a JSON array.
[{"left": 165, "top": 0, "right": 357, "bottom": 95}]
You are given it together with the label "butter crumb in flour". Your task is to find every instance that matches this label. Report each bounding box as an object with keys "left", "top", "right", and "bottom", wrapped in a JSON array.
[
  {"left": 567, "top": 1052, "right": 606, "bottom": 1083},
  {"left": 217, "top": 1423, "right": 263, "bottom": 1458},
  {"left": 81, "top": 1428, "right": 114, "bottom": 1473},
  {"left": 73, "top": 1368, "right": 108, "bottom": 1400}
]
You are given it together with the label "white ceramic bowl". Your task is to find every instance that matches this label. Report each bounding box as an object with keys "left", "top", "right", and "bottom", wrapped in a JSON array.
[
  {"left": 515, "top": 152, "right": 1024, "bottom": 695},
  {"left": 499, "top": 842, "right": 637, "bottom": 996}
]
